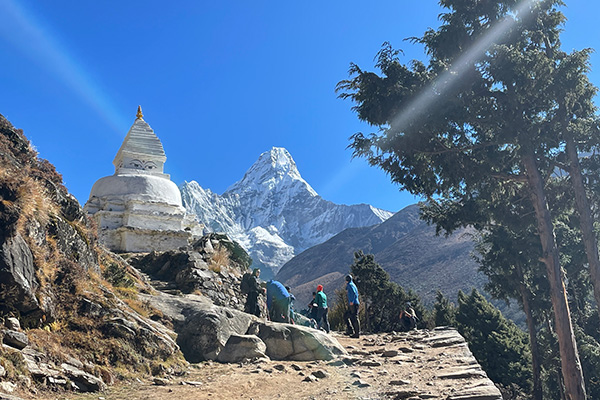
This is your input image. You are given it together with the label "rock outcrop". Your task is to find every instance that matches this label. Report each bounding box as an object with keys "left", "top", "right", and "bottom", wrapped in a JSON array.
[
  {"left": 0, "top": 114, "right": 187, "bottom": 397},
  {"left": 141, "top": 292, "right": 347, "bottom": 363},
  {"left": 129, "top": 233, "right": 253, "bottom": 311}
]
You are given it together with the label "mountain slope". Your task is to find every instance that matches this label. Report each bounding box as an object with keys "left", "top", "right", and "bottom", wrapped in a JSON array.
[
  {"left": 180, "top": 147, "right": 392, "bottom": 277},
  {"left": 276, "top": 204, "right": 485, "bottom": 306}
]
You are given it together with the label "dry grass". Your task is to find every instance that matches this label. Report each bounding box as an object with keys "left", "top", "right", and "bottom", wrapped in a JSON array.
[{"left": 209, "top": 245, "right": 230, "bottom": 273}]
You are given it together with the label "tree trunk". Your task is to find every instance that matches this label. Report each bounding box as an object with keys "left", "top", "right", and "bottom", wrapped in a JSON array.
[
  {"left": 516, "top": 262, "right": 542, "bottom": 400},
  {"left": 565, "top": 134, "right": 600, "bottom": 320},
  {"left": 521, "top": 150, "right": 587, "bottom": 400}
]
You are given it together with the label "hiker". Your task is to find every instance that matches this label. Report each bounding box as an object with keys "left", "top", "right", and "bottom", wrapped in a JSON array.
[
  {"left": 241, "top": 268, "right": 264, "bottom": 317},
  {"left": 315, "top": 284, "right": 330, "bottom": 333},
  {"left": 266, "top": 280, "right": 292, "bottom": 323},
  {"left": 285, "top": 286, "right": 296, "bottom": 324},
  {"left": 399, "top": 303, "right": 417, "bottom": 331},
  {"left": 344, "top": 274, "right": 360, "bottom": 338}
]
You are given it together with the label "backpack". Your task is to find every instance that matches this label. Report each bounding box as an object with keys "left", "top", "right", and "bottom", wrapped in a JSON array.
[{"left": 240, "top": 272, "right": 252, "bottom": 294}]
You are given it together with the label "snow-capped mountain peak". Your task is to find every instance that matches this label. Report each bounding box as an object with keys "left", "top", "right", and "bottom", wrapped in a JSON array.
[
  {"left": 180, "top": 147, "right": 392, "bottom": 278},
  {"left": 226, "top": 147, "right": 318, "bottom": 197}
]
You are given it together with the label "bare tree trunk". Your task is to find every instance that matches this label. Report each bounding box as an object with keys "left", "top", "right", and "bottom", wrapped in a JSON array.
[
  {"left": 516, "top": 262, "right": 542, "bottom": 400},
  {"left": 565, "top": 135, "right": 600, "bottom": 320},
  {"left": 521, "top": 150, "right": 586, "bottom": 400}
]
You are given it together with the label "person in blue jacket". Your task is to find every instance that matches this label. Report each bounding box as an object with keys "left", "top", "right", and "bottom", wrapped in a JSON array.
[
  {"left": 266, "top": 280, "right": 292, "bottom": 323},
  {"left": 344, "top": 274, "right": 360, "bottom": 338}
]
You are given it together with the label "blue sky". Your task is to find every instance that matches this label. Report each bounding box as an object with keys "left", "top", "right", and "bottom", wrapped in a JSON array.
[{"left": 1, "top": 1, "right": 598, "bottom": 213}]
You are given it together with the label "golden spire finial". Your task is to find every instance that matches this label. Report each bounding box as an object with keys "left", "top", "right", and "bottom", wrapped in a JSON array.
[{"left": 136, "top": 105, "right": 144, "bottom": 120}]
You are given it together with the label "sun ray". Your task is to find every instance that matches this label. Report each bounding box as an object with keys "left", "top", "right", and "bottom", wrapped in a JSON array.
[{"left": 0, "top": 0, "right": 128, "bottom": 134}]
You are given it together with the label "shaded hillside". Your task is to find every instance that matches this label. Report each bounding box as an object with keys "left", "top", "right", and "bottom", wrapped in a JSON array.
[
  {"left": 0, "top": 114, "right": 187, "bottom": 395},
  {"left": 277, "top": 204, "right": 485, "bottom": 306}
]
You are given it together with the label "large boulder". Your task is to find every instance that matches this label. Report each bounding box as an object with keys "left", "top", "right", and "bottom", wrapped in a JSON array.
[
  {"left": 177, "top": 305, "right": 254, "bottom": 362},
  {"left": 141, "top": 292, "right": 255, "bottom": 362},
  {"left": 142, "top": 292, "right": 346, "bottom": 363},
  {"left": 251, "top": 322, "right": 347, "bottom": 361},
  {"left": 216, "top": 334, "right": 267, "bottom": 363}
]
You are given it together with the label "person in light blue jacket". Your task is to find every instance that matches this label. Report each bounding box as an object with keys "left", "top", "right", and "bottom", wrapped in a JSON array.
[{"left": 344, "top": 274, "right": 360, "bottom": 338}]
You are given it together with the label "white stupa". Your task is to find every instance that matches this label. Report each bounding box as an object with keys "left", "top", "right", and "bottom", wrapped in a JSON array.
[{"left": 84, "top": 106, "right": 201, "bottom": 252}]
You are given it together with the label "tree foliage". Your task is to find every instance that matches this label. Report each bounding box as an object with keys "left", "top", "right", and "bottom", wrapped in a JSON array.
[
  {"left": 350, "top": 251, "right": 429, "bottom": 332},
  {"left": 338, "top": 1, "right": 600, "bottom": 397},
  {"left": 455, "top": 289, "right": 532, "bottom": 391}
]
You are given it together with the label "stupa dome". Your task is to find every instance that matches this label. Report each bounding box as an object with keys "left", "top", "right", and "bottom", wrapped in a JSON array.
[{"left": 88, "top": 174, "right": 183, "bottom": 207}]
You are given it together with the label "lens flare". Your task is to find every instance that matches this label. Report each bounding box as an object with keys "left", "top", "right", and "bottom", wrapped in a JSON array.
[
  {"left": 0, "top": 0, "right": 128, "bottom": 134},
  {"left": 390, "top": 0, "right": 537, "bottom": 133}
]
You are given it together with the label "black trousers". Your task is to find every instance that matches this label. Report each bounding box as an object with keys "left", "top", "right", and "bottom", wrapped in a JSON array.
[
  {"left": 344, "top": 304, "right": 360, "bottom": 335},
  {"left": 245, "top": 291, "right": 261, "bottom": 317}
]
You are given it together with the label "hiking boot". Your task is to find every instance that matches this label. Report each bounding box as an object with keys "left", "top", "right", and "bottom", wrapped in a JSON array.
[{"left": 350, "top": 333, "right": 360, "bottom": 338}]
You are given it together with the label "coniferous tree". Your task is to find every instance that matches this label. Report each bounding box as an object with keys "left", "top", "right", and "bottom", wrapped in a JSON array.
[
  {"left": 455, "top": 289, "right": 532, "bottom": 392},
  {"left": 350, "top": 251, "right": 427, "bottom": 332},
  {"left": 433, "top": 290, "right": 457, "bottom": 327},
  {"left": 337, "top": 1, "right": 594, "bottom": 396}
]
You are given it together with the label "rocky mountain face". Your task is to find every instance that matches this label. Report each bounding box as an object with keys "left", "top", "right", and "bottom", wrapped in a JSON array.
[
  {"left": 276, "top": 204, "right": 484, "bottom": 307},
  {"left": 0, "top": 114, "right": 190, "bottom": 396},
  {"left": 180, "top": 147, "right": 392, "bottom": 278}
]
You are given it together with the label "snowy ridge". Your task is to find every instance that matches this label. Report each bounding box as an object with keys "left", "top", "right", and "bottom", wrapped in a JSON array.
[{"left": 180, "top": 147, "right": 393, "bottom": 277}]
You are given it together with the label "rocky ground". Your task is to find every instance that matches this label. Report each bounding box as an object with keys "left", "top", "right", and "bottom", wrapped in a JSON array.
[{"left": 28, "top": 328, "right": 501, "bottom": 400}]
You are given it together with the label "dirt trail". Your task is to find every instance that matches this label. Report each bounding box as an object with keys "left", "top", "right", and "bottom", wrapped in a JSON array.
[{"left": 32, "top": 329, "right": 501, "bottom": 400}]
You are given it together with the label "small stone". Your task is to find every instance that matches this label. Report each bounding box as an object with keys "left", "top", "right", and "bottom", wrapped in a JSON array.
[
  {"left": 5, "top": 317, "right": 21, "bottom": 331},
  {"left": 184, "top": 381, "right": 203, "bottom": 386},
  {"left": 360, "top": 360, "right": 382, "bottom": 367},
  {"left": 262, "top": 368, "right": 273, "bottom": 374},
  {"left": 153, "top": 377, "right": 169, "bottom": 386},
  {"left": 290, "top": 364, "right": 303, "bottom": 371},
  {"left": 350, "top": 372, "right": 361, "bottom": 378},
  {"left": 0, "top": 364, "right": 5, "bottom": 378},
  {"left": 382, "top": 350, "right": 399, "bottom": 357},
  {"left": 273, "top": 364, "right": 286, "bottom": 371},
  {"left": 390, "top": 379, "right": 411, "bottom": 385},
  {"left": 0, "top": 381, "right": 17, "bottom": 393},
  {"left": 352, "top": 379, "right": 371, "bottom": 388},
  {"left": 303, "top": 375, "right": 318, "bottom": 383},
  {"left": 312, "top": 370, "right": 328, "bottom": 379}
]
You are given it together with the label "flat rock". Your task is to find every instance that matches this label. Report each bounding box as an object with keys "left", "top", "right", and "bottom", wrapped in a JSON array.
[
  {"left": 360, "top": 360, "right": 383, "bottom": 367},
  {"left": 390, "top": 379, "right": 411, "bottom": 385},
  {"left": 0, "top": 392, "right": 25, "bottom": 400},
  {"left": 447, "top": 382, "right": 502, "bottom": 400},
  {"left": 382, "top": 350, "right": 399, "bottom": 357},
  {"left": 2, "top": 330, "right": 28, "bottom": 350},
  {"left": 437, "top": 367, "right": 487, "bottom": 380}
]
